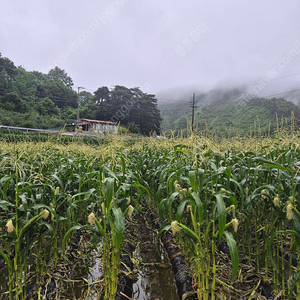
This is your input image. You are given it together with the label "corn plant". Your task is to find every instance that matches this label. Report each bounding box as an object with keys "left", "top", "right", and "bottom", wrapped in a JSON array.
[{"left": 1, "top": 133, "right": 300, "bottom": 299}]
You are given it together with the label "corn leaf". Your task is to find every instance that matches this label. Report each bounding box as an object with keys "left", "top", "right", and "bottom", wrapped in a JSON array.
[
  {"left": 253, "top": 157, "right": 289, "bottom": 171},
  {"left": 224, "top": 231, "right": 239, "bottom": 279},
  {"left": 19, "top": 210, "right": 45, "bottom": 237},
  {"left": 178, "top": 222, "right": 200, "bottom": 244},
  {"left": 156, "top": 225, "right": 171, "bottom": 252},
  {"left": 198, "top": 168, "right": 204, "bottom": 191},
  {"left": 216, "top": 194, "right": 226, "bottom": 240},
  {"left": 229, "top": 178, "right": 243, "bottom": 205},
  {"left": 94, "top": 219, "right": 105, "bottom": 236},
  {"left": 120, "top": 155, "right": 126, "bottom": 183},
  {"left": 105, "top": 178, "right": 115, "bottom": 210},
  {"left": 188, "top": 170, "right": 196, "bottom": 192},
  {"left": 112, "top": 207, "right": 125, "bottom": 249},
  {"left": 166, "top": 192, "right": 179, "bottom": 221},
  {"left": 0, "top": 248, "right": 12, "bottom": 275},
  {"left": 191, "top": 192, "right": 203, "bottom": 222},
  {"left": 0, "top": 175, "right": 14, "bottom": 200},
  {"left": 291, "top": 211, "right": 300, "bottom": 246},
  {"left": 61, "top": 225, "right": 81, "bottom": 254},
  {"left": 40, "top": 222, "right": 54, "bottom": 237},
  {"left": 103, "top": 166, "right": 118, "bottom": 180},
  {"left": 176, "top": 200, "right": 189, "bottom": 222},
  {"left": 131, "top": 183, "right": 151, "bottom": 201},
  {"left": 0, "top": 200, "right": 15, "bottom": 210}
]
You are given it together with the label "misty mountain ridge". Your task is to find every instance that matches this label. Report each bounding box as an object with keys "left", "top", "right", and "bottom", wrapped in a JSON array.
[
  {"left": 157, "top": 76, "right": 300, "bottom": 106},
  {"left": 157, "top": 84, "right": 300, "bottom": 136}
]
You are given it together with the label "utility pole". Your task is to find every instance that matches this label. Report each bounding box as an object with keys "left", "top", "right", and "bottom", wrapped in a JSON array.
[
  {"left": 190, "top": 93, "right": 196, "bottom": 132},
  {"left": 161, "top": 110, "right": 165, "bottom": 132},
  {"left": 77, "top": 87, "right": 85, "bottom": 127}
]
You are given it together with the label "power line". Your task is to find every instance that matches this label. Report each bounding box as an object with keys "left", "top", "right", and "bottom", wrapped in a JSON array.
[
  {"left": 1, "top": 87, "right": 299, "bottom": 104},
  {"left": 158, "top": 87, "right": 300, "bottom": 105},
  {"left": 261, "top": 89, "right": 300, "bottom": 98},
  {"left": 157, "top": 88, "right": 300, "bottom": 114},
  {"left": 1, "top": 71, "right": 299, "bottom": 104},
  {"left": 238, "top": 72, "right": 300, "bottom": 88},
  {"left": 157, "top": 71, "right": 300, "bottom": 103}
]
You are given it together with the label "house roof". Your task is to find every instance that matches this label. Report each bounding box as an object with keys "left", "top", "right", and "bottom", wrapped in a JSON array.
[{"left": 80, "top": 118, "right": 116, "bottom": 125}]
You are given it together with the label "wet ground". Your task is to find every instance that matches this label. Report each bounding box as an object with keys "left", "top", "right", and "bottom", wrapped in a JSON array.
[
  {"left": 129, "top": 207, "right": 178, "bottom": 300},
  {"left": 0, "top": 210, "right": 284, "bottom": 299},
  {"left": 0, "top": 210, "right": 179, "bottom": 300}
]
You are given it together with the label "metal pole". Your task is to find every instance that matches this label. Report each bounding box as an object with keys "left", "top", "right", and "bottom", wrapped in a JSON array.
[
  {"left": 77, "top": 87, "right": 85, "bottom": 127},
  {"left": 191, "top": 93, "right": 195, "bottom": 132}
]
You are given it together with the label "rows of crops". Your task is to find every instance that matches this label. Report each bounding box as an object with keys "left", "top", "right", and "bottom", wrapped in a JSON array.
[
  {"left": 0, "top": 129, "right": 119, "bottom": 145},
  {"left": 0, "top": 134, "right": 300, "bottom": 299}
]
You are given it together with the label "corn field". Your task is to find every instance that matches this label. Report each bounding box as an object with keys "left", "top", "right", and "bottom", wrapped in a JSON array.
[{"left": 0, "top": 132, "right": 300, "bottom": 299}]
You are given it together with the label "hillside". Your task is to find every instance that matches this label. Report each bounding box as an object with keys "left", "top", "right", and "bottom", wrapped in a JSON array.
[
  {"left": 158, "top": 88, "right": 243, "bottom": 133},
  {"left": 0, "top": 53, "right": 78, "bottom": 129},
  {"left": 0, "top": 53, "right": 161, "bottom": 134},
  {"left": 195, "top": 97, "right": 300, "bottom": 136},
  {"left": 158, "top": 88, "right": 300, "bottom": 136}
]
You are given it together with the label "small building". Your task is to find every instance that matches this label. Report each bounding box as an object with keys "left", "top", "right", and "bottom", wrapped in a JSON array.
[{"left": 78, "top": 118, "right": 117, "bottom": 134}]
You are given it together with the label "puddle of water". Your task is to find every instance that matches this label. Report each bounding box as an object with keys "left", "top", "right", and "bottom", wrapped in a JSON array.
[
  {"left": 0, "top": 219, "right": 178, "bottom": 300},
  {"left": 133, "top": 265, "right": 178, "bottom": 300},
  {"left": 88, "top": 256, "right": 102, "bottom": 283},
  {"left": 85, "top": 249, "right": 103, "bottom": 300},
  {"left": 131, "top": 211, "right": 178, "bottom": 300}
]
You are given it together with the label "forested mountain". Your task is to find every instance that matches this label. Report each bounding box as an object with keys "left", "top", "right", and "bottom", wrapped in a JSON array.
[
  {"left": 0, "top": 54, "right": 79, "bottom": 128},
  {"left": 158, "top": 88, "right": 242, "bottom": 131},
  {"left": 0, "top": 53, "right": 161, "bottom": 134},
  {"left": 158, "top": 88, "right": 300, "bottom": 136},
  {"left": 3, "top": 51, "right": 298, "bottom": 137}
]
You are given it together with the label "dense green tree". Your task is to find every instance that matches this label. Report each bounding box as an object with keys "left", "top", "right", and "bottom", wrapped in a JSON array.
[
  {"left": 31, "top": 70, "right": 48, "bottom": 82},
  {"left": 35, "top": 97, "right": 59, "bottom": 116},
  {"left": 94, "top": 86, "right": 110, "bottom": 105},
  {"left": 60, "top": 106, "right": 77, "bottom": 120},
  {"left": 94, "top": 86, "right": 115, "bottom": 121},
  {"left": 12, "top": 68, "right": 37, "bottom": 103},
  {"left": 0, "top": 70, "right": 12, "bottom": 98},
  {"left": 0, "top": 54, "right": 16, "bottom": 99},
  {"left": 1, "top": 92, "right": 28, "bottom": 113},
  {"left": 109, "top": 85, "right": 135, "bottom": 124},
  {"left": 31, "top": 70, "right": 77, "bottom": 114},
  {"left": 0, "top": 59, "right": 77, "bottom": 127},
  {"left": 79, "top": 91, "right": 97, "bottom": 119},
  {"left": 0, "top": 54, "right": 163, "bottom": 134},
  {"left": 0, "top": 53, "right": 17, "bottom": 79},
  {"left": 48, "top": 66, "right": 74, "bottom": 88},
  {"left": 126, "top": 121, "right": 140, "bottom": 134},
  {"left": 42, "top": 79, "right": 77, "bottom": 109},
  {"left": 132, "top": 90, "right": 162, "bottom": 135},
  {"left": 93, "top": 85, "right": 162, "bottom": 135},
  {"left": 169, "top": 96, "right": 300, "bottom": 136}
]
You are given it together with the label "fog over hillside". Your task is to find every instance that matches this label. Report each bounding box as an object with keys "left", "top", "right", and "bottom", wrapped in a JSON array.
[{"left": 157, "top": 74, "right": 300, "bottom": 109}]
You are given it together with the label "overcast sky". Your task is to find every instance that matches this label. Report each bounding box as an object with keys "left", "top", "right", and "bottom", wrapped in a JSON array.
[{"left": 1, "top": 0, "right": 300, "bottom": 98}]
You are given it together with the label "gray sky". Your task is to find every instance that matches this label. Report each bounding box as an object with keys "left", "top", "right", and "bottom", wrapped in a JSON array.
[{"left": 1, "top": 0, "right": 300, "bottom": 97}]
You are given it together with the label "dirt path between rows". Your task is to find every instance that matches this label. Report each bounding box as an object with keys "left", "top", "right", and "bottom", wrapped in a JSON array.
[{"left": 129, "top": 207, "right": 178, "bottom": 300}]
